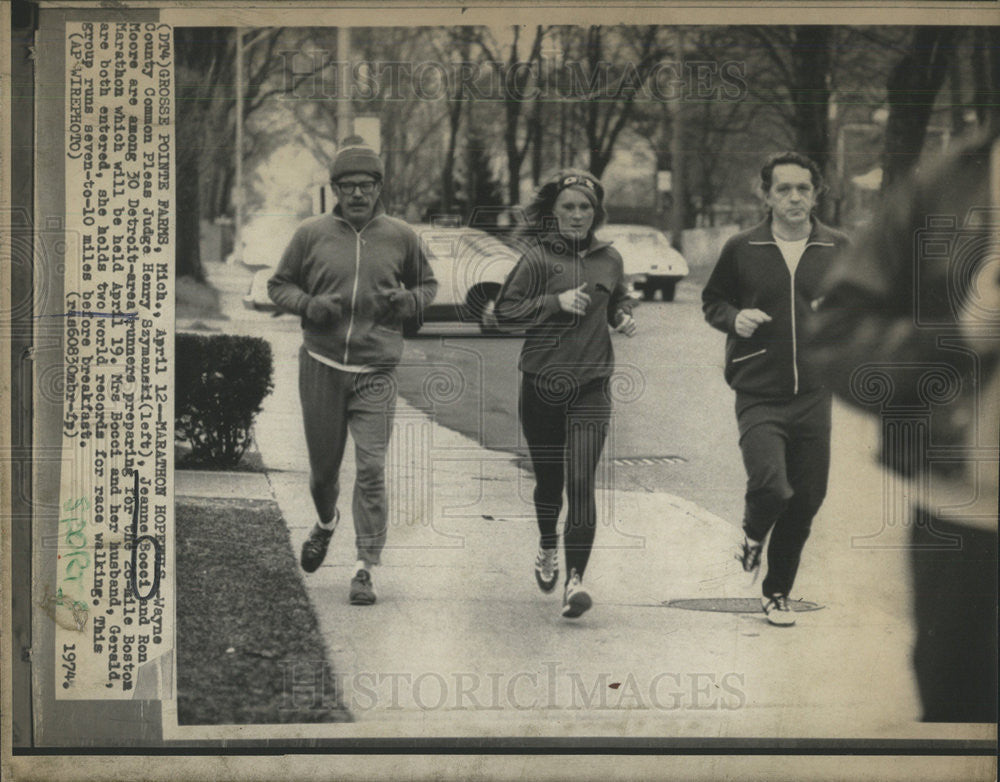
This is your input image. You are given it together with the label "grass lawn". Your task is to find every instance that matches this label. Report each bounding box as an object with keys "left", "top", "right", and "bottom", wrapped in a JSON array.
[
  {"left": 176, "top": 496, "right": 351, "bottom": 725},
  {"left": 176, "top": 274, "right": 225, "bottom": 322},
  {"left": 174, "top": 442, "right": 266, "bottom": 473}
]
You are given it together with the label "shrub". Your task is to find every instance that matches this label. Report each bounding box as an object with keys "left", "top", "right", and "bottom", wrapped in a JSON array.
[{"left": 175, "top": 333, "right": 275, "bottom": 467}]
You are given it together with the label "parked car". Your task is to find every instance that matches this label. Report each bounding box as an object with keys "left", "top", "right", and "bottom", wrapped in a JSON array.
[
  {"left": 243, "top": 220, "right": 520, "bottom": 336},
  {"left": 407, "top": 224, "right": 520, "bottom": 335},
  {"left": 595, "top": 224, "right": 689, "bottom": 301},
  {"left": 241, "top": 214, "right": 302, "bottom": 313}
]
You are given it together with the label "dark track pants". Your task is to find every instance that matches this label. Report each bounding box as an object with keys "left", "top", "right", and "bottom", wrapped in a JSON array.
[
  {"left": 298, "top": 346, "right": 396, "bottom": 566},
  {"left": 520, "top": 374, "right": 611, "bottom": 582},
  {"left": 736, "top": 389, "right": 832, "bottom": 599}
]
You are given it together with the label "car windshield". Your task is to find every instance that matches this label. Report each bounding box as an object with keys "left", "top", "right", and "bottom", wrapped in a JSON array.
[
  {"left": 465, "top": 234, "right": 517, "bottom": 260},
  {"left": 601, "top": 227, "right": 670, "bottom": 248},
  {"left": 418, "top": 228, "right": 516, "bottom": 262}
]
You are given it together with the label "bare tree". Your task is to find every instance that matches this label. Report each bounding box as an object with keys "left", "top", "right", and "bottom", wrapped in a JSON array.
[
  {"left": 567, "top": 25, "right": 667, "bottom": 178},
  {"left": 434, "top": 28, "right": 477, "bottom": 214},
  {"left": 739, "top": 26, "right": 837, "bottom": 177},
  {"left": 175, "top": 27, "right": 312, "bottom": 276},
  {"left": 881, "top": 27, "right": 959, "bottom": 190},
  {"left": 175, "top": 27, "right": 237, "bottom": 279},
  {"left": 473, "top": 25, "right": 549, "bottom": 204},
  {"left": 970, "top": 26, "right": 1000, "bottom": 130},
  {"left": 283, "top": 27, "right": 454, "bottom": 216}
]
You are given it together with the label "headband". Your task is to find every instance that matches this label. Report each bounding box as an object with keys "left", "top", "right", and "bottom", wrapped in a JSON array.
[{"left": 559, "top": 174, "right": 598, "bottom": 192}]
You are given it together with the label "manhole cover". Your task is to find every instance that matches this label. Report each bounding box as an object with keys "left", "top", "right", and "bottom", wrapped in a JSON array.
[
  {"left": 612, "top": 455, "right": 687, "bottom": 466},
  {"left": 663, "top": 598, "right": 824, "bottom": 613},
  {"left": 514, "top": 455, "right": 688, "bottom": 471}
]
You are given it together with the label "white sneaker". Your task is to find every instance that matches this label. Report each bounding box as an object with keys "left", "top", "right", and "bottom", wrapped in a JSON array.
[
  {"left": 561, "top": 569, "right": 592, "bottom": 619},
  {"left": 761, "top": 594, "right": 796, "bottom": 626},
  {"left": 535, "top": 547, "right": 559, "bottom": 593}
]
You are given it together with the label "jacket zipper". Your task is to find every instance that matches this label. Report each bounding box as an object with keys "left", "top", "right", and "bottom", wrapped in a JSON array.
[
  {"left": 343, "top": 230, "right": 362, "bottom": 364},
  {"left": 748, "top": 237, "right": 835, "bottom": 395},
  {"left": 334, "top": 215, "right": 378, "bottom": 366},
  {"left": 789, "top": 262, "right": 799, "bottom": 394}
]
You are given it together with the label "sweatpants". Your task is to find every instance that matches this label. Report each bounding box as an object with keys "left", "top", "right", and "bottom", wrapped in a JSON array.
[
  {"left": 909, "top": 508, "right": 998, "bottom": 722},
  {"left": 736, "top": 388, "right": 832, "bottom": 599},
  {"left": 520, "top": 373, "right": 611, "bottom": 582},
  {"left": 298, "top": 346, "right": 397, "bottom": 566}
]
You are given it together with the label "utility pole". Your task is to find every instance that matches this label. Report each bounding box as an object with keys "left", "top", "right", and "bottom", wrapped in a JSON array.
[
  {"left": 233, "top": 28, "right": 272, "bottom": 264},
  {"left": 234, "top": 28, "right": 244, "bottom": 263},
  {"left": 669, "top": 27, "right": 685, "bottom": 252},
  {"left": 337, "top": 26, "right": 354, "bottom": 143}
]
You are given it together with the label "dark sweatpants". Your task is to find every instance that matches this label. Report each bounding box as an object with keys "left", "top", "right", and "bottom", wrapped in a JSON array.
[
  {"left": 520, "top": 374, "right": 611, "bottom": 582},
  {"left": 736, "top": 388, "right": 832, "bottom": 599}
]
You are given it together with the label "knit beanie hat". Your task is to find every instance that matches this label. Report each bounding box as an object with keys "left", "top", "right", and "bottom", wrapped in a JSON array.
[{"left": 329, "top": 145, "right": 384, "bottom": 182}]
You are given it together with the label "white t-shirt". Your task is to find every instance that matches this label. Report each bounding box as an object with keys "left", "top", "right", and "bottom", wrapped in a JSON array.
[
  {"left": 773, "top": 235, "right": 808, "bottom": 276},
  {"left": 307, "top": 350, "right": 375, "bottom": 374}
]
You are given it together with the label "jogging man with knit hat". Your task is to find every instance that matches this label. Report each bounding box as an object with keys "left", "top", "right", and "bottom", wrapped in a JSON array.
[
  {"left": 268, "top": 143, "right": 438, "bottom": 605},
  {"left": 702, "top": 152, "right": 849, "bottom": 626}
]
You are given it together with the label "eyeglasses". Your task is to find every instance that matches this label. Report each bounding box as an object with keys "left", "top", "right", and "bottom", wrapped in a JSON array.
[{"left": 334, "top": 180, "right": 379, "bottom": 195}]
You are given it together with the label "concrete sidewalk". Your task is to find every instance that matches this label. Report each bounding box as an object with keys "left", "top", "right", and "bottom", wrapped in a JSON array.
[{"left": 179, "top": 259, "right": 990, "bottom": 741}]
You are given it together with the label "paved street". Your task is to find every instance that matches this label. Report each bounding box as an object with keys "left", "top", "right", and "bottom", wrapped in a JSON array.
[
  {"left": 399, "top": 269, "right": 746, "bottom": 524},
  {"left": 176, "top": 258, "right": 993, "bottom": 743}
]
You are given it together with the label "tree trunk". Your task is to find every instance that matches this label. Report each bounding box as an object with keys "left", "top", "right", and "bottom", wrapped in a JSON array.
[
  {"left": 530, "top": 112, "right": 544, "bottom": 185},
  {"left": 948, "top": 47, "right": 965, "bottom": 136},
  {"left": 972, "top": 26, "right": 1000, "bottom": 129},
  {"left": 790, "top": 27, "right": 833, "bottom": 179},
  {"left": 176, "top": 164, "right": 203, "bottom": 279},
  {"left": 506, "top": 109, "right": 522, "bottom": 205},
  {"left": 442, "top": 97, "right": 462, "bottom": 213},
  {"left": 465, "top": 103, "right": 478, "bottom": 223},
  {"left": 882, "top": 27, "right": 958, "bottom": 191},
  {"left": 991, "top": 27, "right": 1000, "bottom": 128},
  {"left": 972, "top": 28, "right": 989, "bottom": 128},
  {"left": 175, "top": 69, "right": 204, "bottom": 280},
  {"left": 670, "top": 82, "right": 685, "bottom": 250}
]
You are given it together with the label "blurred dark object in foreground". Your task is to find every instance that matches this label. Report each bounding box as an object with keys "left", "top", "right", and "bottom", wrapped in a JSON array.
[{"left": 809, "top": 128, "right": 999, "bottom": 724}]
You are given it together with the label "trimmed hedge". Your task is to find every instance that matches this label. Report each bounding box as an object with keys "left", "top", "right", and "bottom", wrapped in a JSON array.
[{"left": 175, "top": 333, "right": 275, "bottom": 467}]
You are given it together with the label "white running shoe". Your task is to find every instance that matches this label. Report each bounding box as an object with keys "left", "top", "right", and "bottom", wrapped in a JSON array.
[
  {"left": 561, "top": 569, "right": 592, "bottom": 619},
  {"left": 761, "top": 594, "right": 796, "bottom": 626},
  {"left": 535, "top": 547, "right": 559, "bottom": 593}
]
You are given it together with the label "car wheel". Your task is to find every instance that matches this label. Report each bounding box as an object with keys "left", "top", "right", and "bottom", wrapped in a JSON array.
[
  {"left": 660, "top": 280, "right": 677, "bottom": 302},
  {"left": 641, "top": 283, "right": 656, "bottom": 301},
  {"left": 467, "top": 284, "right": 502, "bottom": 335}
]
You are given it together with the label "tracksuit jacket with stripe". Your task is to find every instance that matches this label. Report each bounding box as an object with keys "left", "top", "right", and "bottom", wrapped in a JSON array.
[
  {"left": 267, "top": 203, "right": 438, "bottom": 368},
  {"left": 702, "top": 217, "right": 851, "bottom": 398}
]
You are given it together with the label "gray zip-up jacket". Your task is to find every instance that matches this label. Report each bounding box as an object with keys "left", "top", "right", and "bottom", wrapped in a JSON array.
[
  {"left": 702, "top": 217, "right": 850, "bottom": 397},
  {"left": 495, "top": 232, "right": 633, "bottom": 385},
  {"left": 267, "top": 204, "right": 437, "bottom": 368}
]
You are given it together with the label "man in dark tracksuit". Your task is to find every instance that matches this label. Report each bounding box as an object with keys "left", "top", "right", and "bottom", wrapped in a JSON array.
[
  {"left": 268, "top": 144, "right": 437, "bottom": 605},
  {"left": 702, "top": 151, "right": 850, "bottom": 625}
]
